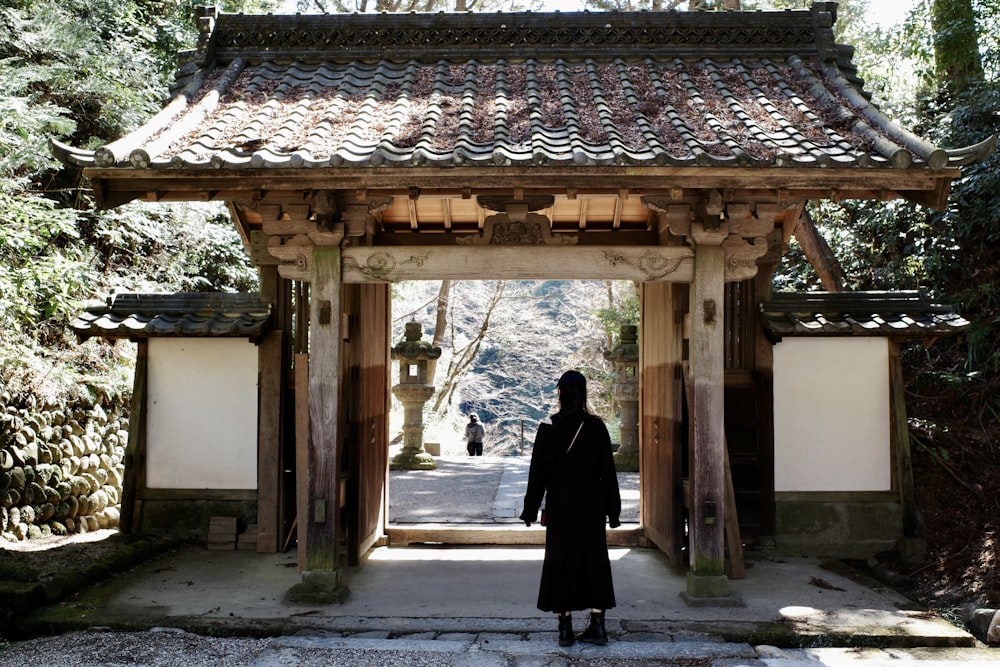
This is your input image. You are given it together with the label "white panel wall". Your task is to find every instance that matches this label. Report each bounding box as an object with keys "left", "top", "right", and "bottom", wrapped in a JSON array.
[
  {"left": 773, "top": 337, "right": 891, "bottom": 492},
  {"left": 146, "top": 338, "right": 259, "bottom": 489}
]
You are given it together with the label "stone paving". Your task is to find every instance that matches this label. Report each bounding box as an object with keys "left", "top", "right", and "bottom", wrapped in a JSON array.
[{"left": 1, "top": 456, "right": 997, "bottom": 666}]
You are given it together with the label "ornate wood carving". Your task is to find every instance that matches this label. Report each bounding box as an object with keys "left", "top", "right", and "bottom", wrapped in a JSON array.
[
  {"left": 477, "top": 195, "right": 554, "bottom": 214},
  {"left": 723, "top": 234, "right": 770, "bottom": 282},
  {"left": 268, "top": 224, "right": 350, "bottom": 280},
  {"left": 456, "top": 212, "right": 576, "bottom": 246},
  {"left": 646, "top": 197, "right": 774, "bottom": 281},
  {"left": 268, "top": 236, "right": 313, "bottom": 282},
  {"left": 642, "top": 197, "right": 693, "bottom": 241},
  {"left": 600, "top": 249, "right": 689, "bottom": 281},
  {"left": 341, "top": 205, "right": 368, "bottom": 238},
  {"left": 212, "top": 11, "right": 821, "bottom": 62},
  {"left": 342, "top": 246, "right": 693, "bottom": 283}
]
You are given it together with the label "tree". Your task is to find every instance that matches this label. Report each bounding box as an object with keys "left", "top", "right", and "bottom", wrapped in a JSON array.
[
  {"left": 931, "top": 0, "right": 984, "bottom": 95},
  {"left": 391, "top": 280, "right": 629, "bottom": 454},
  {"left": 0, "top": 0, "right": 269, "bottom": 399}
]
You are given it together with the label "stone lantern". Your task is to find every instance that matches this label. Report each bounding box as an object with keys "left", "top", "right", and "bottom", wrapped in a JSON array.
[
  {"left": 605, "top": 323, "right": 639, "bottom": 472},
  {"left": 390, "top": 321, "right": 441, "bottom": 470}
]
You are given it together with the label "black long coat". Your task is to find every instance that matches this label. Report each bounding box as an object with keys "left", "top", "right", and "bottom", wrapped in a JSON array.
[{"left": 519, "top": 411, "right": 621, "bottom": 613}]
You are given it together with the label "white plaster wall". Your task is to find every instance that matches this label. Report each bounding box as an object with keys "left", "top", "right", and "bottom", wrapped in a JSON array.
[
  {"left": 146, "top": 338, "right": 258, "bottom": 489},
  {"left": 773, "top": 337, "right": 891, "bottom": 492}
]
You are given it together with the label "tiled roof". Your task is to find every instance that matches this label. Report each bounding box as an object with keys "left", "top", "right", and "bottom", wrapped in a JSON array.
[
  {"left": 52, "top": 5, "right": 993, "bottom": 175},
  {"left": 760, "top": 290, "right": 969, "bottom": 339},
  {"left": 71, "top": 293, "right": 271, "bottom": 340}
]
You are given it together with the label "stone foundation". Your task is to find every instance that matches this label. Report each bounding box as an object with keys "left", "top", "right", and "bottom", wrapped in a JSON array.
[{"left": 775, "top": 491, "right": 903, "bottom": 559}]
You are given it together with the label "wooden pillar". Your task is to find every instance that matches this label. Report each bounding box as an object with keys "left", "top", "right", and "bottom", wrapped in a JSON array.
[
  {"left": 686, "top": 222, "right": 730, "bottom": 600},
  {"left": 890, "top": 341, "right": 925, "bottom": 564},
  {"left": 296, "top": 245, "right": 345, "bottom": 600},
  {"left": 257, "top": 266, "right": 282, "bottom": 552},
  {"left": 256, "top": 329, "right": 282, "bottom": 552},
  {"left": 121, "top": 339, "right": 148, "bottom": 534}
]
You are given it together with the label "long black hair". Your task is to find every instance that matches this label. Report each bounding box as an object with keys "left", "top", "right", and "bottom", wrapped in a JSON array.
[{"left": 556, "top": 370, "right": 589, "bottom": 416}]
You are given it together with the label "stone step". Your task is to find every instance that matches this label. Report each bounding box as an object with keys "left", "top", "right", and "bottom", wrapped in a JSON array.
[{"left": 243, "top": 633, "right": 1000, "bottom": 667}]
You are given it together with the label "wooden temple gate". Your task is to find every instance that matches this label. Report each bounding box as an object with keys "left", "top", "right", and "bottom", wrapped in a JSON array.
[
  {"left": 259, "top": 192, "right": 809, "bottom": 599},
  {"left": 54, "top": 5, "right": 992, "bottom": 601}
]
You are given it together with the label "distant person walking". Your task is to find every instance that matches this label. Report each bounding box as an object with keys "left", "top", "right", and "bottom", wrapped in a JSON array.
[
  {"left": 465, "top": 413, "right": 484, "bottom": 456},
  {"left": 520, "top": 370, "right": 621, "bottom": 647}
]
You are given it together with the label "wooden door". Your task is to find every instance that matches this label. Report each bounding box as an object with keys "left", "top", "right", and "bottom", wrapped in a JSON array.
[
  {"left": 343, "top": 283, "right": 391, "bottom": 565},
  {"left": 639, "top": 282, "right": 686, "bottom": 564},
  {"left": 722, "top": 279, "right": 775, "bottom": 541},
  {"left": 724, "top": 382, "right": 774, "bottom": 539}
]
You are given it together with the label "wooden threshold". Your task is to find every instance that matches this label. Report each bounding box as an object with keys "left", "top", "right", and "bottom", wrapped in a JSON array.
[{"left": 386, "top": 523, "right": 644, "bottom": 547}]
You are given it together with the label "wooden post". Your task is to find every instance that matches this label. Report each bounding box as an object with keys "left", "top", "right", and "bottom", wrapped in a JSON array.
[
  {"left": 294, "top": 353, "right": 309, "bottom": 569},
  {"left": 686, "top": 221, "right": 730, "bottom": 600},
  {"left": 121, "top": 340, "right": 148, "bottom": 534},
  {"left": 256, "top": 329, "right": 283, "bottom": 552},
  {"left": 299, "top": 245, "right": 344, "bottom": 598},
  {"left": 890, "top": 341, "right": 925, "bottom": 563}
]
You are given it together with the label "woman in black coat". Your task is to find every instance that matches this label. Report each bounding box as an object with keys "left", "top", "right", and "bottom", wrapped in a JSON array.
[{"left": 519, "top": 369, "right": 621, "bottom": 647}]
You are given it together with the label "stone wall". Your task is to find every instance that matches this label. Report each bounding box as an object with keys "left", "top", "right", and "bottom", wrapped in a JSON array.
[{"left": 0, "top": 389, "right": 126, "bottom": 542}]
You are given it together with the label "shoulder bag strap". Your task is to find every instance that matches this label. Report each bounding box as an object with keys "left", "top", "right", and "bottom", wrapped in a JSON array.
[{"left": 549, "top": 419, "right": 586, "bottom": 486}]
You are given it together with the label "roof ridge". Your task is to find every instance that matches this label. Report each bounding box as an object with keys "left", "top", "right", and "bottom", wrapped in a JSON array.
[{"left": 203, "top": 7, "right": 832, "bottom": 64}]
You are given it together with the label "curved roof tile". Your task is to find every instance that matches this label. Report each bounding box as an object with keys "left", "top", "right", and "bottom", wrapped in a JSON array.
[
  {"left": 53, "top": 6, "right": 994, "bottom": 175},
  {"left": 71, "top": 293, "right": 271, "bottom": 340},
  {"left": 760, "top": 291, "right": 969, "bottom": 340}
]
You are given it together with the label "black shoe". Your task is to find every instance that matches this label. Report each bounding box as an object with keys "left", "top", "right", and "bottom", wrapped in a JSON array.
[
  {"left": 558, "top": 614, "right": 575, "bottom": 646},
  {"left": 577, "top": 611, "right": 608, "bottom": 645}
]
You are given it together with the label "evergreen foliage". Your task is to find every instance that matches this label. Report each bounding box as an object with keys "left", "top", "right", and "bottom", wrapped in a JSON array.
[{"left": 0, "top": 0, "right": 269, "bottom": 400}]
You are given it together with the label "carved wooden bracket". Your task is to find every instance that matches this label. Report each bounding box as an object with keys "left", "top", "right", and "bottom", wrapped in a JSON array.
[
  {"left": 727, "top": 203, "right": 778, "bottom": 239},
  {"left": 456, "top": 211, "right": 576, "bottom": 246},
  {"left": 268, "top": 235, "right": 313, "bottom": 281},
  {"left": 248, "top": 229, "right": 278, "bottom": 266},
  {"left": 266, "top": 223, "right": 346, "bottom": 281},
  {"left": 477, "top": 195, "right": 554, "bottom": 214},
  {"left": 723, "top": 234, "right": 770, "bottom": 281},
  {"left": 690, "top": 221, "right": 730, "bottom": 247},
  {"left": 641, "top": 197, "right": 692, "bottom": 241},
  {"left": 644, "top": 196, "right": 777, "bottom": 281}
]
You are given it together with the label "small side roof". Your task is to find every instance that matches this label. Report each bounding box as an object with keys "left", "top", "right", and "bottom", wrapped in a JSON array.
[
  {"left": 71, "top": 292, "right": 271, "bottom": 340},
  {"left": 760, "top": 290, "right": 969, "bottom": 341}
]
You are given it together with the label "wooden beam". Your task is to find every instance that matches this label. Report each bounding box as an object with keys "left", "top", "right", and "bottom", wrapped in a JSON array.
[
  {"left": 386, "top": 524, "right": 643, "bottom": 547},
  {"left": 442, "top": 198, "right": 453, "bottom": 231},
  {"left": 137, "top": 488, "right": 257, "bottom": 501},
  {"left": 407, "top": 196, "right": 418, "bottom": 231},
  {"left": 341, "top": 245, "right": 694, "bottom": 283},
  {"left": 84, "top": 167, "right": 958, "bottom": 197},
  {"left": 613, "top": 190, "right": 626, "bottom": 230}
]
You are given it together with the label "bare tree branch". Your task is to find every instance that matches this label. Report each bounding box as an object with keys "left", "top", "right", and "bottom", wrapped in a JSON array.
[
  {"left": 432, "top": 281, "right": 506, "bottom": 412},
  {"left": 426, "top": 280, "right": 450, "bottom": 384}
]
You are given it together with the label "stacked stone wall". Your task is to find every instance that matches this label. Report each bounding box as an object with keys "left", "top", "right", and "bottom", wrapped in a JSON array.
[{"left": 0, "top": 389, "right": 126, "bottom": 542}]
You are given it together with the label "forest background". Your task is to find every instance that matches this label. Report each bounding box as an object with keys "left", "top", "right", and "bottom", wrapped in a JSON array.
[{"left": 0, "top": 0, "right": 997, "bottom": 615}]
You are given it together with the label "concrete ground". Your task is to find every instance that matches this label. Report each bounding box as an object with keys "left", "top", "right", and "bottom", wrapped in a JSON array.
[{"left": 7, "top": 456, "right": 999, "bottom": 665}]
